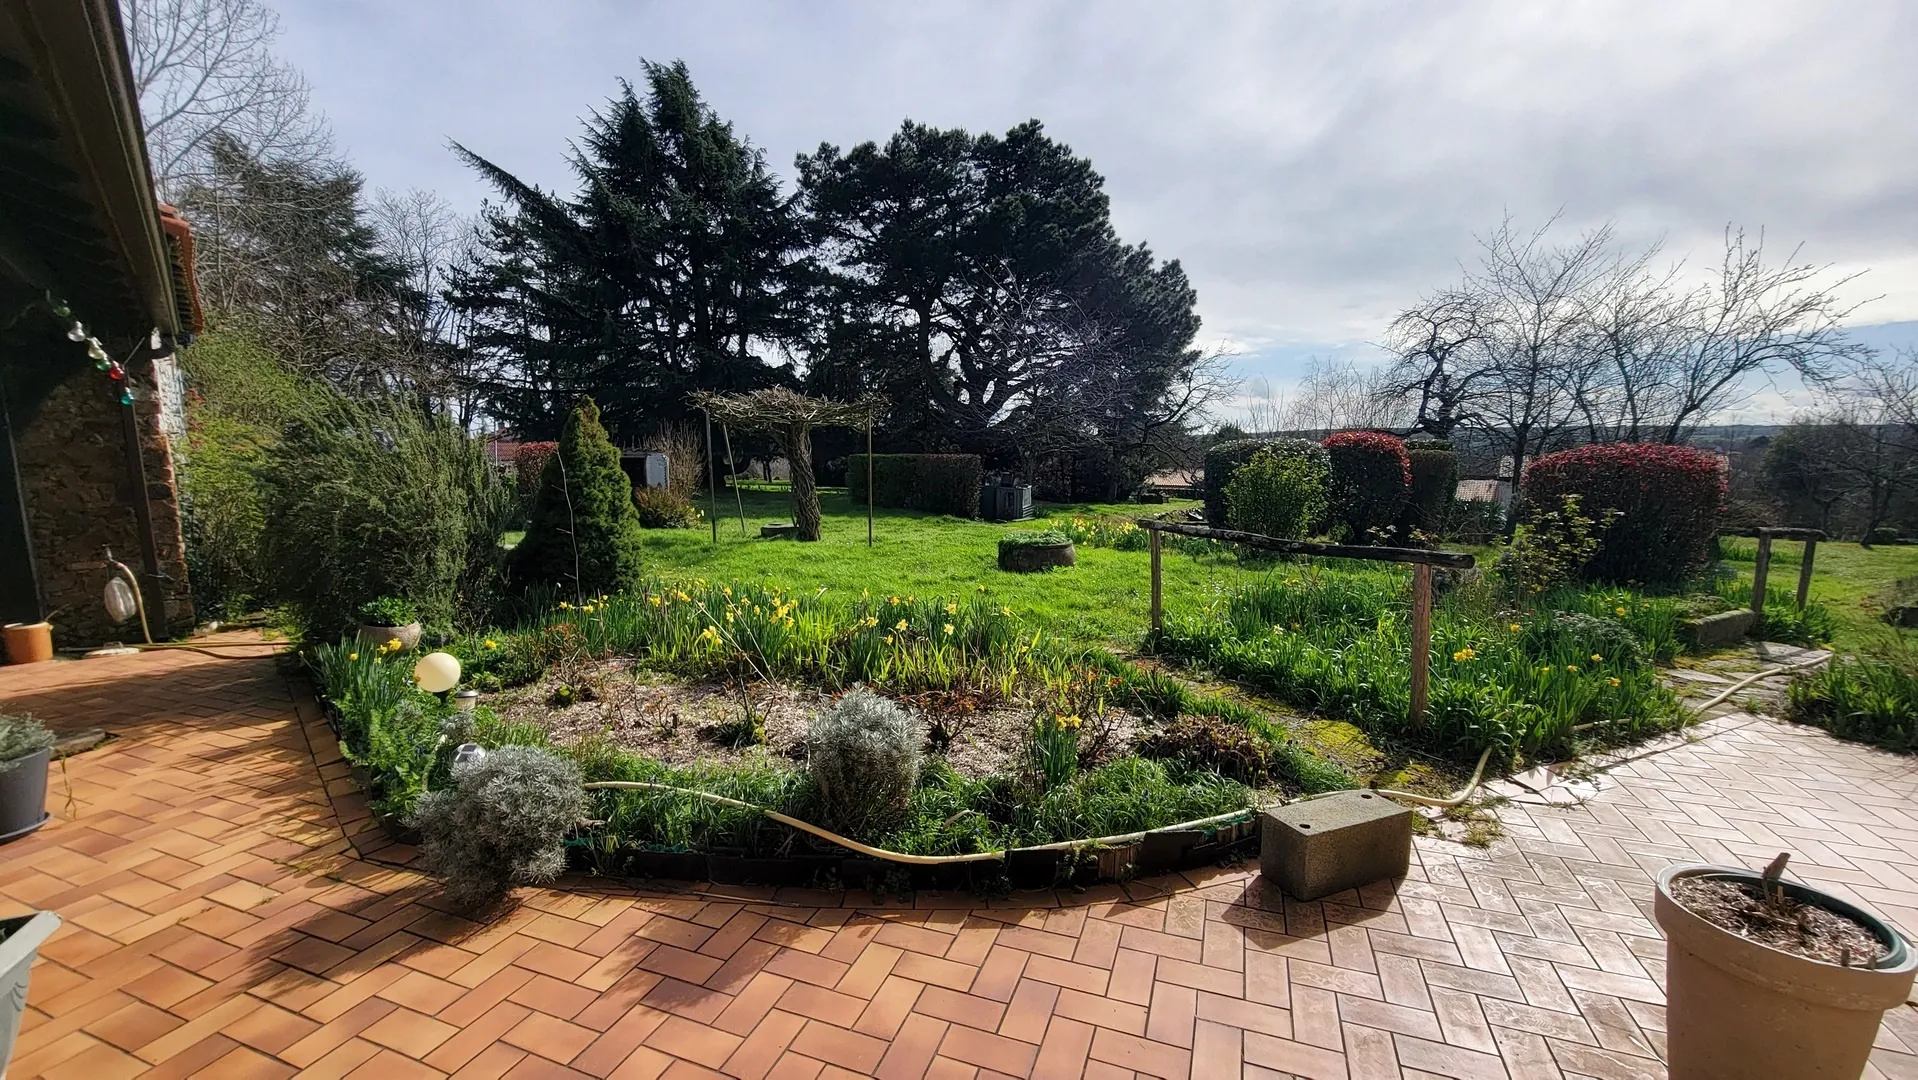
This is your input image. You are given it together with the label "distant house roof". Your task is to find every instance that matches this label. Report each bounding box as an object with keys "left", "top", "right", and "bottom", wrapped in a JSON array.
[{"left": 1456, "top": 479, "right": 1504, "bottom": 503}]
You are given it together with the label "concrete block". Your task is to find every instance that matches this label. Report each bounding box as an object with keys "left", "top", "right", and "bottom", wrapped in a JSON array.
[
  {"left": 1681, "top": 609, "right": 1754, "bottom": 648},
  {"left": 1259, "top": 790, "right": 1412, "bottom": 901}
]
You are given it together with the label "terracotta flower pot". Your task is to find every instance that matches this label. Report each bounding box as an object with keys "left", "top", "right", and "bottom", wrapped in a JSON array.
[
  {"left": 356, "top": 621, "right": 422, "bottom": 651},
  {"left": 1655, "top": 862, "right": 1917, "bottom": 1079},
  {"left": 2, "top": 622, "right": 52, "bottom": 665}
]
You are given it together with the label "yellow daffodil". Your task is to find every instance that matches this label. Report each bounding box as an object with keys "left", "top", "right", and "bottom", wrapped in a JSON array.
[
  {"left": 1000, "top": 605, "right": 1013, "bottom": 617},
  {"left": 1509, "top": 623, "right": 1523, "bottom": 632},
  {"left": 649, "top": 595, "right": 662, "bottom": 606},
  {"left": 348, "top": 652, "right": 358, "bottom": 661},
  {"left": 1608, "top": 677, "right": 1621, "bottom": 687},
  {"left": 944, "top": 602, "right": 958, "bottom": 614},
  {"left": 888, "top": 595, "right": 900, "bottom": 605},
  {"left": 1452, "top": 647, "right": 1476, "bottom": 662},
  {"left": 1614, "top": 606, "right": 1628, "bottom": 617},
  {"left": 1591, "top": 653, "right": 1604, "bottom": 662},
  {"left": 942, "top": 623, "right": 955, "bottom": 635},
  {"left": 483, "top": 639, "right": 497, "bottom": 650},
  {"left": 1566, "top": 664, "right": 1579, "bottom": 672},
  {"left": 895, "top": 619, "right": 908, "bottom": 632},
  {"left": 675, "top": 591, "right": 690, "bottom": 603},
  {"left": 884, "top": 633, "right": 895, "bottom": 645}
]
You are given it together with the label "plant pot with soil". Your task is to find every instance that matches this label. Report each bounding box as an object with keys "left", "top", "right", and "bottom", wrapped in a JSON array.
[
  {"left": 355, "top": 596, "right": 422, "bottom": 651},
  {"left": 0, "top": 713, "right": 54, "bottom": 844},
  {"left": 997, "top": 530, "right": 1076, "bottom": 573},
  {"left": 1655, "top": 857, "right": 1917, "bottom": 1080}
]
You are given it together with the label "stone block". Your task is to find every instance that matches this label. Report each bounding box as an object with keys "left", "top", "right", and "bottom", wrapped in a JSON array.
[
  {"left": 1259, "top": 790, "right": 1412, "bottom": 901},
  {"left": 1682, "top": 609, "right": 1754, "bottom": 648}
]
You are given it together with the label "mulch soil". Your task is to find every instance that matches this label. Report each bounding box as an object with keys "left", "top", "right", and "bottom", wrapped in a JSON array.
[{"left": 1673, "top": 875, "right": 1889, "bottom": 966}]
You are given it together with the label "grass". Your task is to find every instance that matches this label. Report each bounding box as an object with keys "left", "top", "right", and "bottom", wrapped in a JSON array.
[
  {"left": 628, "top": 490, "right": 1269, "bottom": 643},
  {"left": 1716, "top": 538, "right": 1918, "bottom": 651}
]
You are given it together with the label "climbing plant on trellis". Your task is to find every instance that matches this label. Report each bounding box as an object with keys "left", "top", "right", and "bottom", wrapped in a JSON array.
[{"left": 691, "top": 389, "right": 886, "bottom": 542}]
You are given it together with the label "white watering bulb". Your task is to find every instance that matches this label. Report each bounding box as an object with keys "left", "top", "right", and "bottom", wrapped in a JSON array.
[
  {"left": 103, "top": 577, "right": 137, "bottom": 623},
  {"left": 413, "top": 651, "right": 462, "bottom": 693}
]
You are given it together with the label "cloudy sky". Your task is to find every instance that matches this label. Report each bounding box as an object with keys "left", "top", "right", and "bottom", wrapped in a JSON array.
[{"left": 275, "top": 0, "right": 1918, "bottom": 423}]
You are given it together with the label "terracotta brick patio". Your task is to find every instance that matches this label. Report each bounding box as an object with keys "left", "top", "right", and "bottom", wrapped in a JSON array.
[{"left": 3, "top": 644, "right": 1917, "bottom": 1079}]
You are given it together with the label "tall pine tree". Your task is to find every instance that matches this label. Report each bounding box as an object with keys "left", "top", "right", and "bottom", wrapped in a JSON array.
[{"left": 451, "top": 61, "right": 807, "bottom": 442}]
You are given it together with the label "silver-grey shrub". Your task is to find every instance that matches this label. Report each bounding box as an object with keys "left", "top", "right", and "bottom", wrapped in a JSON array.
[
  {"left": 408, "top": 745, "right": 584, "bottom": 909},
  {"left": 808, "top": 687, "right": 920, "bottom": 838}
]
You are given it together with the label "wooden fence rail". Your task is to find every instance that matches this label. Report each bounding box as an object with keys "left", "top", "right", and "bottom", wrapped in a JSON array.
[{"left": 1137, "top": 516, "right": 1476, "bottom": 727}]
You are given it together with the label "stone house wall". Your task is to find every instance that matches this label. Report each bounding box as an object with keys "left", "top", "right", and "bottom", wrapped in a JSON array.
[{"left": 12, "top": 354, "right": 194, "bottom": 646}]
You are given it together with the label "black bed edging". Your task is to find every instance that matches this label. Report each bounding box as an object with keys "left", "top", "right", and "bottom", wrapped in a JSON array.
[{"left": 565, "top": 817, "right": 1260, "bottom": 893}]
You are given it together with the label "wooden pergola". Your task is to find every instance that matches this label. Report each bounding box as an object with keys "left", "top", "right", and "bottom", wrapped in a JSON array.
[{"left": 691, "top": 389, "right": 886, "bottom": 543}]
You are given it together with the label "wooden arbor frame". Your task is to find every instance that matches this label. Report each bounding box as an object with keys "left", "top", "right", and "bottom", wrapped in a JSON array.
[
  {"left": 691, "top": 389, "right": 886, "bottom": 543},
  {"left": 1730, "top": 527, "right": 1826, "bottom": 614},
  {"left": 1137, "top": 516, "right": 1476, "bottom": 728}
]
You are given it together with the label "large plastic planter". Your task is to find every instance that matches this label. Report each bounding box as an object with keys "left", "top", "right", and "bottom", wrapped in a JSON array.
[
  {"left": 0, "top": 912, "right": 61, "bottom": 1074},
  {"left": 1655, "top": 863, "right": 1917, "bottom": 1079},
  {"left": 0, "top": 747, "right": 49, "bottom": 844}
]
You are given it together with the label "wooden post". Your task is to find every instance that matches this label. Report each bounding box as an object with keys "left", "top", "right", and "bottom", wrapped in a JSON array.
[
  {"left": 1409, "top": 564, "right": 1433, "bottom": 728},
  {"left": 704, "top": 411, "right": 718, "bottom": 546},
  {"left": 1148, "top": 527, "right": 1163, "bottom": 634},
  {"left": 722, "top": 424, "right": 746, "bottom": 535},
  {"left": 865, "top": 420, "right": 874, "bottom": 549},
  {"left": 1750, "top": 532, "right": 1772, "bottom": 615},
  {"left": 1796, "top": 538, "right": 1817, "bottom": 611}
]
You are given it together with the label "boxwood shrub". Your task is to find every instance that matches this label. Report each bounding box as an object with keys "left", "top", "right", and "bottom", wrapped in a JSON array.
[
  {"left": 1523, "top": 442, "right": 1725, "bottom": 586},
  {"left": 1224, "top": 445, "right": 1330, "bottom": 538},
  {"left": 847, "top": 454, "right": 983, "bottom": 518},
  {"left": 1204, "top": 438, "right": 1324, "bottom": 525},
  {"left": 1322, "top": 431, "right": 1411, "bottom": 542}
]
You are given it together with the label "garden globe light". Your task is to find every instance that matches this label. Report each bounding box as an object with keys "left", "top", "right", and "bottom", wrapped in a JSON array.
[{"left": 414, "top": 651, "right": 461, "bottom": 693}]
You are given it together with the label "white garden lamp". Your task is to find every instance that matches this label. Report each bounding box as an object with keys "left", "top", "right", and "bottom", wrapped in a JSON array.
[{"left": 413, "top": 651, "right": 461, "bottom": 693}]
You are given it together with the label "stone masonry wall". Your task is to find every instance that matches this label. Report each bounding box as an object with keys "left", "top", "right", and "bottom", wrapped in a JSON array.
[{"left": 13, "top": 356, "right": 194, "bottom": 646}]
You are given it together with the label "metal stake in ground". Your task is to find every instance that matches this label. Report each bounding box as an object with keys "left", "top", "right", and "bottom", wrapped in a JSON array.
[
  {"left": 704, "top": 410, "right": 718, "bottom": 545},
  {"left": 722, "top": 423, "right": 745, "bottom": 535}
]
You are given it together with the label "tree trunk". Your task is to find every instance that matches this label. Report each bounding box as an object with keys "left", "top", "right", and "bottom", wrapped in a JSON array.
[{"left": 788, "top": 422, "right": 821, "bottom": 541}]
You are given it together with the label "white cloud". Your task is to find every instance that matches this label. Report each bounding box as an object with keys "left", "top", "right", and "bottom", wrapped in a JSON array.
[{"left": 274, "top": 0, "right": 1918, "bottom": 406}]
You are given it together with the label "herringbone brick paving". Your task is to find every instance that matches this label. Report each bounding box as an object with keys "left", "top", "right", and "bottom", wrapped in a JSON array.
[{"left": 3, "top": 643, "right": 1916, "bottom": 1078}]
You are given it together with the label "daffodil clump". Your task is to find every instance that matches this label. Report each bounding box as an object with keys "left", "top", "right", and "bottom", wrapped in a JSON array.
[{"left": 1152, "top": 562, "right": 1684, "bottom": 757}]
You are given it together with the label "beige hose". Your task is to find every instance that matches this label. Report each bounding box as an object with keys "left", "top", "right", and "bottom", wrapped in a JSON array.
[
  {"left": 1357, "top": 744, "right": 1495, "bottom": 809},
  {"left": 581, "top": 780, "right": 1255, "bottom": 866},
  {"left": 1687, "top": 654, "right": 1831, "bottom": 717}
]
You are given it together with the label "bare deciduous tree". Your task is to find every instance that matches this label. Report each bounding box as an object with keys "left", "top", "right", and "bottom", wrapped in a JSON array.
[{"left": 124, "top": 0, "right": 330, "bottom": 198}]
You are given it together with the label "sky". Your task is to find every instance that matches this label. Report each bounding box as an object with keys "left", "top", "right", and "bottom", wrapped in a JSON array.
[{"left": 274, "top": 0, "right": 1918, "bottom": 425}]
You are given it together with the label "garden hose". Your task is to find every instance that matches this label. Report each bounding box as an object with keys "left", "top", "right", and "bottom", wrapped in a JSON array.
[
  {"left": 580, "top": 780, "right": 1255, "bottom": 866},
  {"left": 1337, "top": 744, "right": 1495, "bottom": 810},
  {"left": 1685, "top": 654, "right": 1832, "bottom": 718}
]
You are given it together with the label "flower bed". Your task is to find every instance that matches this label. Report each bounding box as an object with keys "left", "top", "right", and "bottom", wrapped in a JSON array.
[
  {"left": 306, "top": 577, "right": 1353, "bottom": 894},
  {"left": 1151, "top": 563, "right": 1690, "bottom": 757}
]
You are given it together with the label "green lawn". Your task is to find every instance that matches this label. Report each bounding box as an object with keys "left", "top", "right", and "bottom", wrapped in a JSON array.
[
  {"left": 620, "top": 493, "right": 1915, "bottom": 656},
  {"left": 629, "top": 489, "right": 1287, "bottom": 644},
  {"left": 1718, "top": 537, "right": 1918, "bottom": 652}
]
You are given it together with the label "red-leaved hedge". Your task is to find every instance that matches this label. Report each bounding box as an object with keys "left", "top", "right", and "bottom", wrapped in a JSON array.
[
  {"left": 1522, "top": 442, "right": 1726, "bottom": 585},
  {"left": 1322, "top": 431, "right": 1412, "bottom": 541}
]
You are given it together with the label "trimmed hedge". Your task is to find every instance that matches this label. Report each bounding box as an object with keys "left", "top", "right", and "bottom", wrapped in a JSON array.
[
  {"left": 1522, "top": 442, "right": 1725, "bottom": 586},
  {"left": 1204, "top": 438, "right": 1323, "bottom": 525},
  {"left": 847, "top": 454, "right": 983, "bottom": 518},
  {"left": 1323, "top": 431, "right": 1411, "bottom": 542},
  {"left": 1398, "top": 443, "right": 1459, "bottom": 539}
]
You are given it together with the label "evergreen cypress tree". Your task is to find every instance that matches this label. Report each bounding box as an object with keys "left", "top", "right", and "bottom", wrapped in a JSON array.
[{"left": 510, "top": 397, "right": 644, "bottom": 596}]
